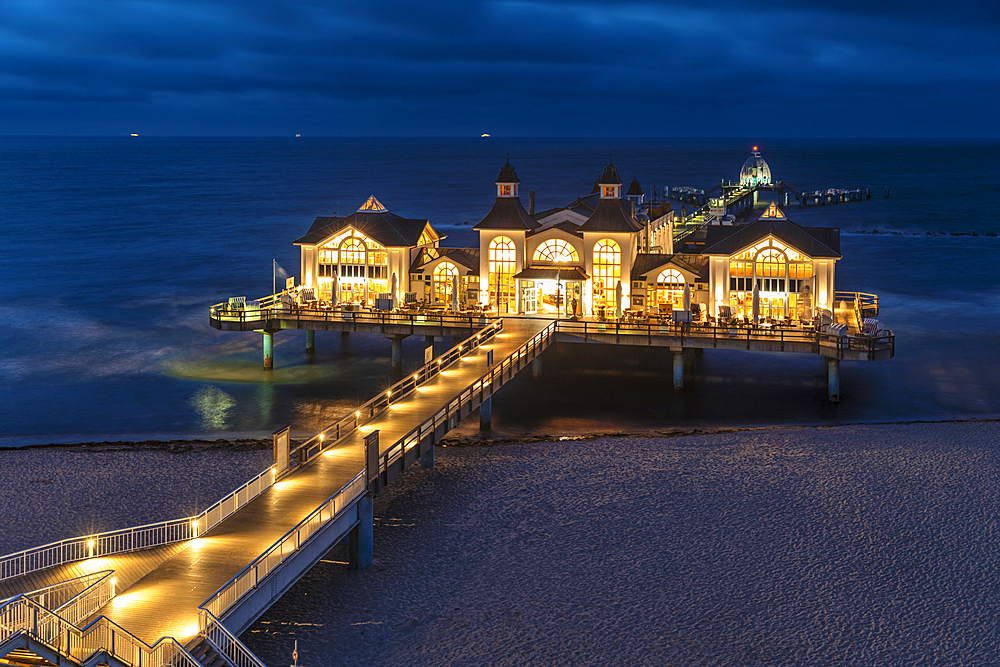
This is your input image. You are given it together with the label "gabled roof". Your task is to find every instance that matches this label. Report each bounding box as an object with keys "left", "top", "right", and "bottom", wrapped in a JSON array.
[
  {"left": 702, "top": 216, "right": 841, "bottom": 258},
  {"left": 410, "top": 247, "right": 480, "bottom": 274},
  {"left": 577, "top": 197, "right": 642, "bottom": 233},
  {"left": 472, "top": 196, "right": 539, "bottom": 231},
  {"left": 631, "top": 253, "right": 709, "bottom": 282},
  {"left": 528, "top": 220, "right": 583, "bottom": 237},
  {"left": 294, "top": 206, "right": 432, "bottom": 248}
]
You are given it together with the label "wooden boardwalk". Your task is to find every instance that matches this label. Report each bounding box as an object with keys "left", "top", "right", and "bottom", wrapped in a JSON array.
[{"left": 64, "top": 318, "right": 550, "bottom": 645}]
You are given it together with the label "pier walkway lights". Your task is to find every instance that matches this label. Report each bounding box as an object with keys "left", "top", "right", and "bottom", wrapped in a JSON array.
[
  {"left": 87, "top": 539, "right": 95, "bottom": 558},
  {"left": 191, "top": 519, "right": 199, "bottom": 537}
]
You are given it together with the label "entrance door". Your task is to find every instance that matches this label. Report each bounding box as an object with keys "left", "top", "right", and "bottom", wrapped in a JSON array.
[{"left": 522, "top": 282, "right": 537, "bottom": 314}]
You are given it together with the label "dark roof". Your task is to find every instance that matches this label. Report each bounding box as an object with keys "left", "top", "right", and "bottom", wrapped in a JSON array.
[
  {"left": 626, "top": 177, "right": 643, "bottom": 197},
  {"left": 495, "top": 159, "right": 520, "bottom": 184},
  {"left": 631, "top": 253, "right": 709, "bottom": 281},
  {"left": 528, "top": 220, "right": 583, "bottom": 237},
  {"left": 514, "top": 266, "right": 589, "bottom": 281},
  {"left": 410, "top": 247, "right": 480, "bottom": 274},
  {"left": 596, "top": 162, "right": 622, "bottom": 186},
  {"left": 577, "top": 197, "right": 642, "bottom": 233},
  {"left": 472, "top": 196, "right": 540, "bottom": 231},
  {"left": 702, "top": 217, "right": 841, "bottom": 258},
  {"left": 294, "top": 209, "right": 431, "bottom": 247}
]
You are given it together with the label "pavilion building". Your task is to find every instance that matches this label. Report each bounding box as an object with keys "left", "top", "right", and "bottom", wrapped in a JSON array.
[{"left": 292, "top": 158, "right": 840, "bottom": 322}]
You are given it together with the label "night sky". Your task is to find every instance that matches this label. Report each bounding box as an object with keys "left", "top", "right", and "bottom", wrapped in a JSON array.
[{"left": 1, "top": 1, "right": 996, "bottom": 136}]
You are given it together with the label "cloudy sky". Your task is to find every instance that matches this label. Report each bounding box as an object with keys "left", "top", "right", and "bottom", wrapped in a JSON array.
[{"left": 0, "top": 0, "right": 996, "bottom": 136}]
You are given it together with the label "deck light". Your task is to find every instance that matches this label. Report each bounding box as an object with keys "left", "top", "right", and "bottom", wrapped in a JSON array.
[
  {"left": 356, "top": 410, "right": 360, "bottom": 418},
  {"left": 191, "top": 520, "right": 198, "bottom": 537},
  {"left": 87, "top": 539, "right": 95, "bottom": 558},
  {"left": 319, "top": 433, "right": 324, "bottom": 442}
]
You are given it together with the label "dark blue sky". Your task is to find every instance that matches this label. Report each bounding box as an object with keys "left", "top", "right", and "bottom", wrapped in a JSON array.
[{"left": 1, "top": 1, "right": 997, "bottom": 136}]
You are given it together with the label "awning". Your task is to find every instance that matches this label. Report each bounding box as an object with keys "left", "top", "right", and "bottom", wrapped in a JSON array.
[{"left": 513, "top": 266, "right": 590, "bottom": 281}]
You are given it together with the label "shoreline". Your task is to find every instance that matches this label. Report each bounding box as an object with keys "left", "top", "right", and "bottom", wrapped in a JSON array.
[{"left": 4, "top": 416, "right": 996, "bottom": 452}]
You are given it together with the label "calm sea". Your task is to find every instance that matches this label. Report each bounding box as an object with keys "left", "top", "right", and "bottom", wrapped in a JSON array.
[{"left": 0, "top": 138, "right": 998, "bottom": 446}]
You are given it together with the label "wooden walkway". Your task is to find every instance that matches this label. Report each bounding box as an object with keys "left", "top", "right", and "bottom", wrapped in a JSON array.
[{"left": 60, "top": 318, "right": 550, "bottom": 645}]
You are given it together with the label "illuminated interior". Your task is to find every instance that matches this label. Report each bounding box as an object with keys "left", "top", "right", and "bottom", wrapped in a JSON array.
[
  {"left": 728, "top": 238, "right": 813, "bottom": 319},
  {"left": 489, "top": 236, "right": 516, "bottom": 312},
  {"left": 433, "top": 261, "right": 458, "bottom": 304},
  {"left": 591, "top": 239, "right": 620, "bottom": 312},
  {"left": 317, "top": 230, "right": 388, "bottom": 304},
  {"left": 654, "top": 269, "right": 686, "bottom": 312}
]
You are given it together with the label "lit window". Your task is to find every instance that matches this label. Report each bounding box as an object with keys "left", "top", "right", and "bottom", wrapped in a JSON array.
[
  {"left": 533, "top": 239, "right": 580, "bottom": 263},
  {"left": 592, "top": 239, "right": 620, "bottom": 311},
  {"left": 489, "top": 236, "right": 517, "bottom": 312}
]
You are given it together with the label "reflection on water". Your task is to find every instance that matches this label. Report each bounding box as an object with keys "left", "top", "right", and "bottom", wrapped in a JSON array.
[{"left": 190, "top": 385, "right": 236, "bottom": 430}]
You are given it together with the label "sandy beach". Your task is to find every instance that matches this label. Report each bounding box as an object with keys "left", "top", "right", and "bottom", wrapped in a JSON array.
[
  {"left": 238, "top": 421, "right": 1000, "bottom": 667},
  {"left": 0, "top": 439, "right": 272, "bottom": 554},
  {"left": 2, "top": 422, "right": 998, "bottom": 665}
]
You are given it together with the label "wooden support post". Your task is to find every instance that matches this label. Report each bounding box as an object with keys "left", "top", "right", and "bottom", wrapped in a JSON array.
[{"left": 305, "top": 330, "right": 315, "bottom": 354}]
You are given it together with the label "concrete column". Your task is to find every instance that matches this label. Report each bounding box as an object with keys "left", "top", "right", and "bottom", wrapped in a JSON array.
[
  {"left": 420, "top": 440, "right": 434, "bottom": 468},
  {"left": 348, "top": 493, "right": 374, "bottom": 569},
  {"left": 827, "top": 358, "right": 840, "bottom": 402},
  {"left": 672, "top": 349, "right": 684, "bottom": 390},
  {"left": 306, "top": 330, "right": 315, "bottom": 354},
  {"left": 480, "top": 395, "right": 492, "bottom": 433},
  {"left": 342, "top": 331, "right": 350, "bottom": 339},
  {"left": 531, "top": 355, "right": 542, "bottom": 379},
  {"left": 391, "top": 337, "right": 403, "bottom": 376},
  {"left": 263, "top": 332, "right": 273, "bottom": 371}
]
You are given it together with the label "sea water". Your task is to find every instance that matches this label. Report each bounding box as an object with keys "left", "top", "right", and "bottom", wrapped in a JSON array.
[{"left": 0, "top": 137, "right": 997, "bottom": 446}]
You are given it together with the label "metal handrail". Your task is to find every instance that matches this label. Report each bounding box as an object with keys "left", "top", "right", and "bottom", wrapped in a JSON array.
[
  {"left": 0, "top": 464, "right": 276, "bottom": 582},
  {"left": 210, "top": 297, "right": 494, "bottom": 329},
  {"left": 200, "top": 608, "right": 267, "bottom": 667},
  {"left": 287, "top": 318, "right": 503, "bottom": 467},
  {"left": 199, "top": 471, "right": 367, "bottom": 620},
  {"left": 0, "top": 593, "right": 199, "bottom": 667}
]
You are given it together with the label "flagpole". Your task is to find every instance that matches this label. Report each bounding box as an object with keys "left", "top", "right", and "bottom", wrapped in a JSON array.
[{"left": 273, "top": 259, "right": 276, "bottom": 297}]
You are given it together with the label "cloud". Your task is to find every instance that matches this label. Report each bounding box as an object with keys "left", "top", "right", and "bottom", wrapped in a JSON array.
[{"left": 0, "top": 0, "right": 996, "bottom": 135}]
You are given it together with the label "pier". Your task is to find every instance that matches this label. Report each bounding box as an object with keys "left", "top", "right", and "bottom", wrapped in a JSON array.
[{"left": 0, "top": 299, "right": 892, "bottom": 666}]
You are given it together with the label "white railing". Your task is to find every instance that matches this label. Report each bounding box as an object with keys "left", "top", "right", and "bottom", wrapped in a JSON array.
[
  {"left": 199, "top": 470, "right": 367, "bottom": 621},
  {"left": 286, "top": 318, "right": 504, "bottom": 468},
  {"left": 0, "top": 593, "right": 200, "bottom": 667},
  {"left": 0, "top": 464, "right": 277, "bottom": 583},
  {"left": 201, "top": 608, "right": 268, "bottom": 667}
]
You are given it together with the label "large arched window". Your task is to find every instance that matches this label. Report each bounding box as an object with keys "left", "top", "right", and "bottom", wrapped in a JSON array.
[
  {"left": 533, "top": 239, "right": 580, "bottom": 263},
  {"left": 489, "top": 236, "right": 517, "bottom": 312},
  {"left": 433, "top": 262, "right": 458, "bottom": 305},
  {"left": 592, "top": 239, "right": 620, "bottom": 311},
  {"left": 655, "top": 269, "right": 685, "bottom": 312}
]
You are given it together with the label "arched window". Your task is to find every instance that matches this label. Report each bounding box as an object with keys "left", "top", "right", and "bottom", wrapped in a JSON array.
[
  {"left": 655, "top": 269, "right": 685, "bottom": 311},
  {"left": 592, "top": 239, "right": 620, "bottom": 311},
  {"left": 489, "top": 236, "right": 517, "bottom": 312},
  {"left": 433, "top": 262, "right": 458, "bottom": 305},
  {"left": 533, "top": 239, "right": 580, "bottom": 263},
  {"left": 755, "top": 248, "right": 787, "bottom": 293}
]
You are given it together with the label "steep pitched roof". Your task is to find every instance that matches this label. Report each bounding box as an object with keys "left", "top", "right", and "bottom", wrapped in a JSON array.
[
  {"left": 577, "top": 197, "right": 642, "bottom": 233},
  {"left": 596, "top": 161, "right": 622, "bottom": 186},
  {"left": 472, "top": 196, "right": 540, "bottom": 231},
  {"left": 702, "top": 216, "right": 841, "bottom": 258},
  {"left": 495, "top": 159, "right": 520, "bottom": 184},
  {"left": 626, "top": 177, "right": 643, "bottom": 197},
  {"left": 528, "top": 220, "right": 583, "bottom": 237},
  {"left": 294, "top": 207, "right": 431, "bottom": 248}
]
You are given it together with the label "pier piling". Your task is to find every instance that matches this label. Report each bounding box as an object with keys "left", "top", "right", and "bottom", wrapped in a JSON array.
[
  {"left": 262, "top": 331, "right": 273, "bottom": 370},
  {"left": 531, "top": 355, "right": 543, "bottom": 378},
  {"left": 348, "top": 493, "right": 374, "bottom": 569},
  {"left": 827, "top": 358, "right": 840, "bottom": 402},
  {"left": 480, "top": 396, "right": 492, "bottom": 434},
  {"left": 305, "top": 330, "right": 315, "bottom": 354},
  {"left": 420, "top": 440, "right": 435, "bottom": 468},
  {"left": 672, "top": 348, "right": 684, "bottom": 390}
]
